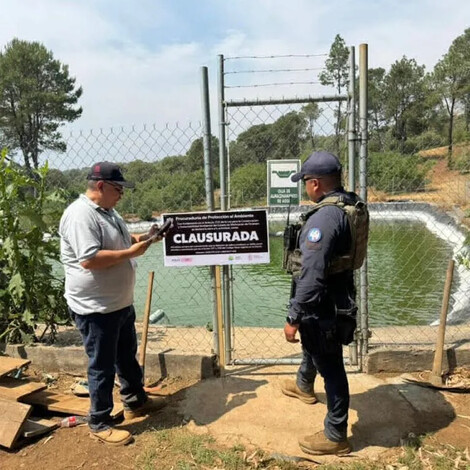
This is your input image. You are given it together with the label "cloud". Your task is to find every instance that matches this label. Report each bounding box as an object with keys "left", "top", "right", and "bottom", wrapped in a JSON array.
[
  {"left": 0, "top": 1, "right": 117, "bottom": 51},
  {"left": 66, "top": 41, "right": 205, "bottom": 129}
]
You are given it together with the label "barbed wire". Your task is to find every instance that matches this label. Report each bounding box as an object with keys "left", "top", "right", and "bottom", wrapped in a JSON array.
[
  {"left": 225, "top": 67, "right": 325, "bottom": 75},
  {"left": 224, "top": 53, "right": 328, "bottom": 60},
  {"left": 225, "top": 81, "right": 322, "bottom": 89}
]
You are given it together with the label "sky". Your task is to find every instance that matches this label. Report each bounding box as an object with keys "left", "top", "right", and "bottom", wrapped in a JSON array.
[{"left": 1, "top": 0, "right": 469, "bottom": 133}]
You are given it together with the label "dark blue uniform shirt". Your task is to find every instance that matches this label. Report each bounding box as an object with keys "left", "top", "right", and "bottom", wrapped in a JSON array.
[{"left": 288, "top": 188, "right": 355, "bottom": 323}]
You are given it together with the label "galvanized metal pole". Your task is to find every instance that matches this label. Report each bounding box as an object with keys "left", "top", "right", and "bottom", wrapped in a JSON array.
[
  {"left": 359, "top": 44, "right": 369, "bottom": 367},
  {"left": 201, "top": 66, "right": 215, "bottom": 211},
  {"left": 217, "top": 54, "right": 233, "bottom": 365},
  {"left": 217, "top": 55, "right": 227, "bottom": 211},
  {"left": 214, "top": 265, "right": 226, "bottom": 374},
  {"left": 347, "top": 46, "right": 358, "bottom": 367},
  {"left": 348, "top": 46, "right": 356, "bottom": 193},
  {"left": 224, "top": 264, "right": 233, "bottom": 363},
  {"left": 226, "top": 95, "right": 348, "bottom": 107},
  {"left": 200, "top": 66, "right": 220, "bottom": 362}
]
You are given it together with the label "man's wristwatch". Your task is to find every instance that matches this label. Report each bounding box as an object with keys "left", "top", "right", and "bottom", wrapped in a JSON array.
[{"left": 285, "top": 315, "right": 299, "bottom": 326}]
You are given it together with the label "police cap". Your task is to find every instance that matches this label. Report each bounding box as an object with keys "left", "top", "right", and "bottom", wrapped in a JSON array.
[{"left": 291, "top": 151, "right": 342, "bottom": 182}]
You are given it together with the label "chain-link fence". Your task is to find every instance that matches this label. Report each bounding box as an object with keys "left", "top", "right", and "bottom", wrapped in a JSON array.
[
  {"left": 219, "top": 48, "right": 470, "bottom": 365},
  {"left": 225, "top": 101, "right": 354, "bottom": 363},
  {"left": 218, "top": 51, "right": 362, "bottom": 365},
  {"left": 5, "top": 45, "right": 470, "bottom": 366},
  {"left": 367, "top": 143, "right": 470, "bottom": 349},
  {"left": 37, "top": 123, "right": 216, "bottom": 355}
]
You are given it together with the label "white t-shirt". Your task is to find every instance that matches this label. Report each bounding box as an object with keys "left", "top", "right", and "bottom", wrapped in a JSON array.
[{"left": 59, "top": 194, "right": 136, "bottom": 315}]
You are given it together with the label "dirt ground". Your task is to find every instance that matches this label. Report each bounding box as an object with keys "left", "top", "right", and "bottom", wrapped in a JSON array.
[
  {"left": 0, "top": 370, "right": 194, "bottom": 470},
  {"left": 0, "top": 367, "right": 469, "bottom": 470},
  {"left": 428, "top": 391, "right": 470, "bottom": 446},
  {"left": 370, "top": 154, "right": 470, "bottom": 218},
  {"left": 2, "top": 152, "right": 470, "bottom": 469}
]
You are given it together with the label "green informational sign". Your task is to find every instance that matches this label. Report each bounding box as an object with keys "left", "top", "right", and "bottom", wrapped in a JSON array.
[{"left": 267, "top": 159, "right": 301, "bottom": 206}]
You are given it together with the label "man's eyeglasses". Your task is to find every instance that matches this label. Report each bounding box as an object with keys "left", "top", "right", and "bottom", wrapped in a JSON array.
[
  {"left": 105, "top": 181, "right": 124, "bottom": 194},
  {"left": 302, "top": 176, "right": 321, "bottom": 183}
]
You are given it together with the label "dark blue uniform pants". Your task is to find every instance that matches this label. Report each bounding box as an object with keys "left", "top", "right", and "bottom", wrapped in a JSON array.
[
  {"left": 297, "top": 346, "right": 349, "bottom": 442},
  {"left": 72, "top": 305, "right": 147, "bottom": 432}
]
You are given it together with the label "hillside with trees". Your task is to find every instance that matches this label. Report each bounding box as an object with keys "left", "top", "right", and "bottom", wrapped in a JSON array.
[
  {"left": 1, "top": 30, "right": 470, "bottom": 342},
  {"left": 1, "top": 30, "right": 470, "bottom": 222}
]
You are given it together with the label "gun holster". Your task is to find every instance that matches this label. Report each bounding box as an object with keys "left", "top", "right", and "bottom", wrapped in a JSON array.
[
  {"left": 335, "top": 307, "right": 357, "bottom": 345},
  {"left": 299, "top": 315, "right": 341, "bottom": 356}
]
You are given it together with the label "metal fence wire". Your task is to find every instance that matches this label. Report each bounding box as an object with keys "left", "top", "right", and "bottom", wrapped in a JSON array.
[
  {"left": 225, "top": 101, "right": 352, "bottom": 364},
  {"left": 40, "top": 122, "right": 216, "bottom": 355},
  {"left": 219, "top": 48, "right": 470, "bottom": 365},
  {"left": 8, "top": 45, "right": 470, "bottom": 366}
]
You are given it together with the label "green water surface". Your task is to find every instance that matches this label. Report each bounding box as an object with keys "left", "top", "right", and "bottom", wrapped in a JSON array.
[{"left": 133, "top": 220, "right": 453, "bottom": 328}]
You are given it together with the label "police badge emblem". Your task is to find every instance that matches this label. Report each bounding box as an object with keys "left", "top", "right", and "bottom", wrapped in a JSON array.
[{"left": 307, "top": 228, "right": 322, "bottom": 242}]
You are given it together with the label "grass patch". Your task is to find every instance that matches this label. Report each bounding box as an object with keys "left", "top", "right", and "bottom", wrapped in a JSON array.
[
  {"left": 136, "top": 428, "right": 250, "bottom": 470},
  {"left": 315, "top": 439, "right": 470, "bottom": 470},
  {"left": 136, "top": 428, "right": 470, "bottom": 470},
  {"left": 316, "top": 464, "right": 383, "bottom": 470},
  {"left": 136, "top": 446, "right": 159, "bottom": 470},
  {"left": 135, "top": 427, "right": 307, "bottom": 469}
]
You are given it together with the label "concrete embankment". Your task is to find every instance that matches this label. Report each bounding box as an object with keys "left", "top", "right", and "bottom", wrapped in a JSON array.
[{"left": 2, "top": 323, "right": 469, "bottom": 378}]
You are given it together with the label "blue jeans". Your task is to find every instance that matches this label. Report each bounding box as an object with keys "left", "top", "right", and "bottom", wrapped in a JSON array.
[
  {"left": 72, "top": 305, "right": 147, "bottom": 432},
  {"left": 296, "top": 347, "right": 317, "bottom": 392},
  {"left": 297, "top": 346, "right": 349, "bottom": 442}
]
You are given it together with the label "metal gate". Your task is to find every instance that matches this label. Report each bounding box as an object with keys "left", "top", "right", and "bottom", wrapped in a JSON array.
[{"left": 212, "top": 46, "right": 369, "bottom": 369}]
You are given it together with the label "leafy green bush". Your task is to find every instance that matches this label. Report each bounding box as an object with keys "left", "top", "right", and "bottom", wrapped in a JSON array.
[
  {"left": 230, "top": 163, "right": 266, "bottom": 207},
  {"left": 0, "top": 150, "right": 69, "bottom": 344},
  {"left": 368, "top": 151, "right": 430, "bottom": 193},
  {"left": 452, "top": 119, "right": 470, "bottom": 144},
  {"left": 135, "top": 203, "right": 154, "bottom": 221},
  {"left": 452, "top": 150, "right": 470, "bottom": 173},
  {"left": 406, "top": 130, "right": 445, "bottom": 152}
]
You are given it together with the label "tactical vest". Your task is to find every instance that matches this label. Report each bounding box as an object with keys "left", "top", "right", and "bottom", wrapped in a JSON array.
[{"left": 283, "top": 193, "right": 369, "bottom": 278}]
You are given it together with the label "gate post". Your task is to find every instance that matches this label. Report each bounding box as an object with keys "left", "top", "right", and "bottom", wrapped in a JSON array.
[
  {"left": 200, "top": 66, "right": 222, "bottom": 365},
  {"left": 359, "top": 44, "right": 369, "bottom": 368},
  {"left": 217, "top": 55, "right": 233, "bottom": 365},
  {"left": 348, "top": 46, "right": 357, "bottom": 193},
  {"left": 347, "top": 46, "right": 359, "bottom": 366}
]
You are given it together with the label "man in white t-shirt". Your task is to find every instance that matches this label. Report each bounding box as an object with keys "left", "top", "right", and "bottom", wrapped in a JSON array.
[{"left": 59, "top": 161, "right": 163, "bottom": 446}]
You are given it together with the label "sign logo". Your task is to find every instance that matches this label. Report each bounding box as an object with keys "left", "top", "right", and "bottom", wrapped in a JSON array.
[{"left": 271, "top": 170, "right": 295, "bottom": 179}]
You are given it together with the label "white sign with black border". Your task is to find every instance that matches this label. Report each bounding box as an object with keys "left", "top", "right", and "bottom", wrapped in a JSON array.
[{"left": 162, "top": 209, "right": 270, "bottom": 267}]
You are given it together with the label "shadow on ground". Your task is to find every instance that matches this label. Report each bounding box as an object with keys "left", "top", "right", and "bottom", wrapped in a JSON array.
[
  {"left": 350, "top": 382, "right": 456, "bottom": 451},
  {"left": 149, "top": 368, "right": 460, "bottom": 460},
  {"left": 117, "top": 374, "right": 268, "bottom": 439}
]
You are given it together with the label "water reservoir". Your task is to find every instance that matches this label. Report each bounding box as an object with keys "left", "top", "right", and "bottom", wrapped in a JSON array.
[{"left": 133, "top": 214, "right": 460, "bottom": 328}]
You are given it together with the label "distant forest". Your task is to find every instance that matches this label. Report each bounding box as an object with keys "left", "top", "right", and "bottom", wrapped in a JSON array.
[{"left": 2, "top": 31, "right": 470, "bottom": 220}]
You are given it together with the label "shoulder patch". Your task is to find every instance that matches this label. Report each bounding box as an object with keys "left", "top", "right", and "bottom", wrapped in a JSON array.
[{"left": 307, "top": 228, "right": 322, "bottom": 243}]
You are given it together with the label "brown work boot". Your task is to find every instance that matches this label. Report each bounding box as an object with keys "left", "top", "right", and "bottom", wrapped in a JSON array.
[
  {"left": 90, "top": 428, "right": 134, "bottom": 446},
  {"left": 124, "top": 396, "right": 166, "bottom": 419},
  {"left": 280, "top": 379, "right": 317, "bottom": 404},
  {"left": 299, "top": 430, "right": 351, "bottom": 456}
]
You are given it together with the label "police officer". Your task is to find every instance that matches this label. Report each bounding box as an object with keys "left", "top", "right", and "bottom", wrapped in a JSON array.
[{"left": 281, "top": 150, "right": 366, "bottom": 456}]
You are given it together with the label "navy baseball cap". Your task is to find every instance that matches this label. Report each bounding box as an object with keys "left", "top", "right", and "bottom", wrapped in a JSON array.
[
  {"left": 87, "top": 161, "right": 135, "bottom": 188},
  {"left": 291, "top": 151, "right": 342, "bottom": 182}
]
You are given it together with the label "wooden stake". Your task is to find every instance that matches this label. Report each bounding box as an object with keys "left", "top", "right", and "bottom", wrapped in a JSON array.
[
  {"left": 214, "top": 266, "right": 225, "bottom": 372},
  {"left": 430, "top": 259, "right": 454, "bottom": 387},
  {"left": 139, "top": 271, "right": 155, "bottom": 382}
]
